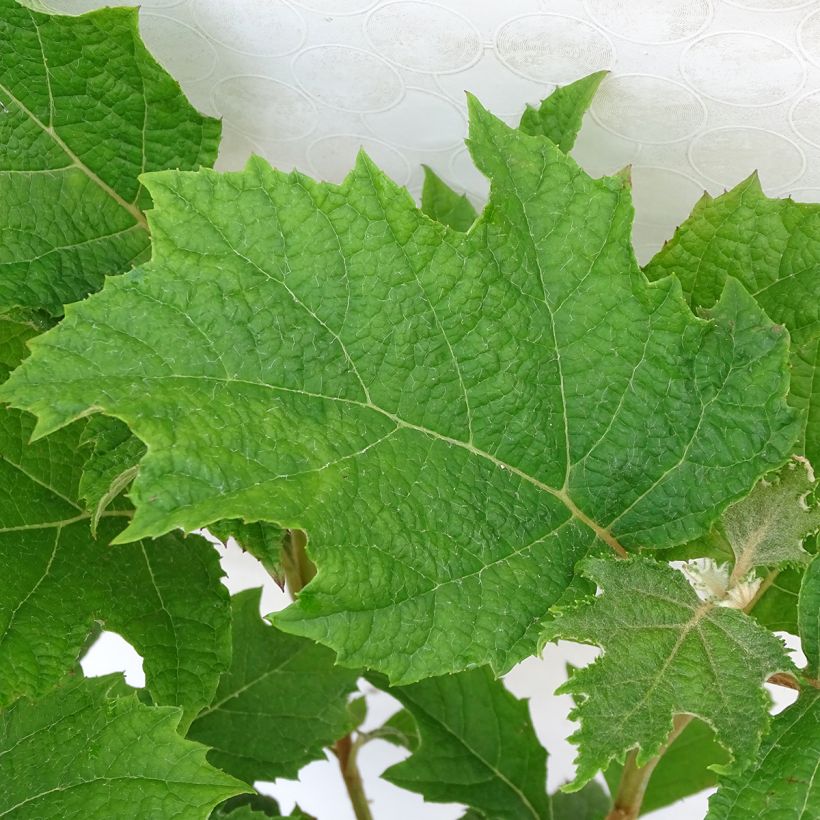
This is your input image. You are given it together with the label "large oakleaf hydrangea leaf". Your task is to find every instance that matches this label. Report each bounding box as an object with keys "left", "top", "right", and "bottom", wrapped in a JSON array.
[
  {"left": 0, "top": 315, "right": 231, "bottom": 725},
  {"left": 543, "top": 556, "right": 792, "bottom": 789},
  {"left": 187, "top": 589, "right": 360, "bottom": 783},
  {"left": 372, "top": 668, "right": 551, "bottom": 820},
  {"left": 645, "top": 174, "right": 820, "bottom": 465},
  {"left": 0, "top": 97, "right": 798, "bottom": 682},
  {"left": 0, "top": 0, "right": 220, "bottom": 314},
  {"left": 706, "top": 690, "right": 820, "bottom": 820},
  {"left": 0, "top": 675, "right": 245, "bottom": 818}
]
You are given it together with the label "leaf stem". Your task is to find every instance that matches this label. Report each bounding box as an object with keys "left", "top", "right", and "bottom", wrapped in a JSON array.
[
  {"left": 280, "top": 529, "right": 374, "bottom": 820},
  {"left": 606, "top": 715, "right": 691, "bottom": 820},
  {"left": 333, "top": 735, "right": 374, "bottom": 820}
]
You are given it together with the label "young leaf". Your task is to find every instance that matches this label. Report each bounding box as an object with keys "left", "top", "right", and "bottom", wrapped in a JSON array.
[
  {"left": 706, "top": 690, "right": 820, "bottom": 820},
  {"left": 518, "top": 71, "right": 606, "bottom": 152},
  {"left": 0, "top": 317, "right": 231, "bottom": 725},
  {"left": 543, "top": 556, "right": 793, "bottom": 789},
  {"left": 420, "top": 166, "right": 478, "bottom": 232},
  {"left": 721, "top": 457, "right": 818, "bottom": 578},
  {"left": 550, "top": 781, "right": 609, "bottom": 820},
  {"left": 645, "top": 174, "right": 820, "bottom": 465},
  {"left": 0, "top": 96, "right": 799, "bottom": 683},
  {"left": 370, "top": 667, "right": 551, "bottom": 820},
  {"left": 420, "top": 72, "right": 606, "bottom": 231},
  {"left": 186, "top": 588, "right": 360, "bottom": 783},
  {"left": 0, "top": 0, "right": 220, "bottom": 314},
  {"left": 0, "top": 675, "right": 245, "bottom": 818},
  {"left": 799, "top": 554, "right": 820, "bottom": 678}
]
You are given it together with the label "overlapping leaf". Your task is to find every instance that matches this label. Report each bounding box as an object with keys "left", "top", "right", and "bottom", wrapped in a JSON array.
[
  {"left": 706, "top": 690, "right": 820, "bottom": 820},
  {"left": 0, "top": 315, "right": 231, "bottom": 725},
  {"left": 0, "top": 675, "right": 244, "bottom": 818},
  {"left": 799, "top": 554, "right": 820, "bottom": 678},
  {"left": 0, "top": 96, "right": 799, "bottom": 682},
  {"left": 645, "top": 174, "right": 820, "bottom": 465},
  {"left": 187, "top": 589, "right": 360, "bottom": 783},
  {"left": 372, "top": 668, "right": 551, "bottom": 820},
  {"left": 420, "top": 72, "right": 605, "bottom": 231},
  {"left": 0, "top": 0, "right": 220, "bottom": 314},
  {"left": 544, "top": 556, "right": 792, "bottom": 789}
]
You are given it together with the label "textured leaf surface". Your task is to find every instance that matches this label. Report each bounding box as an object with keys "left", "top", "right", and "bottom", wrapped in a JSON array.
[
  {"left": 544, "top": 556, "right": 792, "bottom": 788},
  {"left": 0, "top": 97, "right": 799, "bottom": 682},
  {"left": 0, "top": 675, "right": 244, "bottom": 818},
  {"left": 208, "top": 519, "right": 285, "bottom": 583},
  {"left": 645, "top": 174, "right": 820, "bottom": 465},
  {"left": 752, "top": 567, "right": 803, "bottom": 634},
  {"left": 373, "top": 668, "right": 551, "bottom": 820},
  {"left": 721, "top": 457, "right": 818, "bottom": 577},
  {"left": 706, "top": 690, "right": 820, "bottom": 820},
  {"left": 603, "top": 719, "right": 727, "bottom": 813},
  {"left": 550, "top": 781, "right": 609, "bottom": 820},
  {"left": 420, "top": 73, "right": 605, "bottom": 231},
  {"left": 187, "top": 589, "right": 359, "bottom": 783},
  {"left": 0, "top": 317, "right": 231, "bottom": 724},
  {"left": 420, "top": 165, "right": 478, "bottom": 232},
  {"left": 800, "top": 554, "right": 820, "bottom": 677},
  {"left": 518, "top": 72, "right": 606, "bottom": 152},
  {"left": 0, "top": 0, "right": 220, "bottom": 314}
]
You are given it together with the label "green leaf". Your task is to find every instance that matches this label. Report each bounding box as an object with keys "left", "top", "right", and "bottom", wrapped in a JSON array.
[
  {"left": 706, "top": 690, "right": 820, "bottom": 820},
  {"left": 0, "top": 0, "right": 220, "bottom": 314},
  {"left": 187, "top": 588, "right": 359, "bottom": 783},
  {"left": 0, "top": 675, "right": 245, "bottom": 818},
  {"left": 518, "top": 71, "right": 607, "bottom": 152},
  {"left": 603, "top": 719, "right": 728, "bottom": 814},
  {"left": 0, "top": 316, "right": 231, "bottom": 726},
  {"left": 645, "top": 174, "right": 820, "bottom": 466},
  {"left": 208, "top": 519, "right": 286, "bottom": 586},
  {"left": 550, "top": 781, "right": 609, "bottom": 820},
  {"left": 211, "top": 794, "right": 289, "bottom": 818},
  {"left": 721, "top": 457, "right": 818, "bottom": 578},
  {"left": 544, "top": 556, "right": 793, "bottom": 789},
  {"left": 420, "top": 72, "right": 605, "bottom": 231},
  {"left": 751, "top": 567, "right": 803, "bottom": 634},
  {"left": 799, "top": 554, "right": 820, "bottom": 678},
  {"left": 372, "top": 667, "right": 551, "bottom": 820},
  {"left": 0, "top": 95, "right": 799, "bottom": 682},
  {"left": 373, "top": 707, "right": 420, "bottom": 752},
  {"left": 420, "top": 165, "right": 478, "bottom": 232}
]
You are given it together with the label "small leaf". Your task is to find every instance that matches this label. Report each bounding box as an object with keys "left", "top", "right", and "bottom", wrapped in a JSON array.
[
  {"left": 372, "top": 707, "right": 419, "bottom": 752},
  {"left": 645, "top": 173, "right": 820, "bottom": 466},
  {"left": 0, "top": 675, "right": 245, "bottom": 818},
  {"left": 706, "top": 690, "right": 820, "bottom": 820},
  {"left": 187, "top": 588, "right": 359, "bottom": 782},
  {"left": 0, "top": 0, "right": 220, "bottom": 314},
  {"left": 371, "top": 668, "right": 551, "bottom": 820},
  {"left": 722, "top": 457, "right": 818, "bottom": 577},
  {"left": 799, "top": 554, "right": 820, "bottom": 678},
  {"left": 208, "top": 519, "right": 286, "bottom": 586},
  {"left": 544, "top": 556, "right": 793, "bottom": 789}
]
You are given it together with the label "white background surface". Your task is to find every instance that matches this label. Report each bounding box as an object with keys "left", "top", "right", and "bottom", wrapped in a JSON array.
[{"left": 58, "top": 0, "right": 813, "bottom": 816}]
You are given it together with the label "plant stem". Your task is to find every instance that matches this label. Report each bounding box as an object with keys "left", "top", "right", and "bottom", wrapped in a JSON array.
[
  {"left": 279, "top": 529, "right": 374, "bottom": 820},
  {"left": 333, "top": 735, "right": 374, "bottom": 820},
  {"left": 606, "top": 715, "right": 691, "bottom": 820}
]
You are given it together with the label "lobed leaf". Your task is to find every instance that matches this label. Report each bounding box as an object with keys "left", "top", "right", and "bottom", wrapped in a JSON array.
[
  {"left": 0, "top": 95, "right": 799, "bottom": 682},
  {"left": 645, "top": 174, "right": 820, "bottom": 466},
  {"left": 0, "top": 0, "right": 220, "bottom": 314},
  {"left": 544, "top": 556, "right": 793, "bottom": 789}
]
